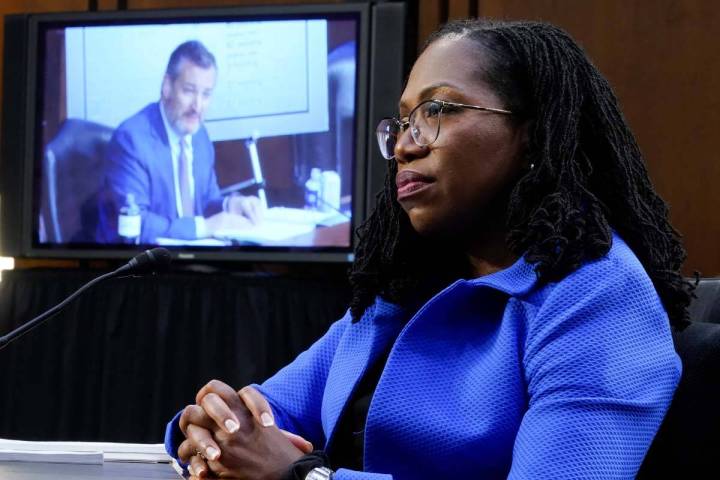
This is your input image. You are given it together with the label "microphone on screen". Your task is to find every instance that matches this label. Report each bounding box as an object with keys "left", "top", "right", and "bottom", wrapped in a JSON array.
[{"left": 0, "top": 248, "right": 173, "bottom": 351}]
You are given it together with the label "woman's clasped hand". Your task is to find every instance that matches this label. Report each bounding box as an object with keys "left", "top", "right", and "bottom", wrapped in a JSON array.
[{"left": 177, "top": 380, "right": 312, "bottom": 479}]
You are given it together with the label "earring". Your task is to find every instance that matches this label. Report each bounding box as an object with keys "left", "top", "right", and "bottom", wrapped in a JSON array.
[{"left": 529, "top": 163, "right": 535, "bottom": 170}]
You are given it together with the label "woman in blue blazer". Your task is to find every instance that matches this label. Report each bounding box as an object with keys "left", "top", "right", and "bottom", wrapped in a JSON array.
[{"left": 166, "top": 19, "right": 692, "bottom": 479}]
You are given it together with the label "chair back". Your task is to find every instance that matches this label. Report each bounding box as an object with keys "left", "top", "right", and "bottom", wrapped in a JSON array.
[
  {"left": 41, "top": 119, "right": 113, "bottom": 243},
  {"left": 637, "top": 279, "right": 720, "bottom": 478},
  {"left": 688, "top": 277, "right": 720, "bottom": 324}
]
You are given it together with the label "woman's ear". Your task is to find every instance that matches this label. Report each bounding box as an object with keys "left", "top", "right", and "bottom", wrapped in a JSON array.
[{"left": 517, "top": 121, "right": 533, "bottom": 170}]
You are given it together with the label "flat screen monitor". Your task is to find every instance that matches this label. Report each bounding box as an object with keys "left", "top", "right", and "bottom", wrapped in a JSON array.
[{"left": 0, "top": 3, "right": 407, "bottom": 262}]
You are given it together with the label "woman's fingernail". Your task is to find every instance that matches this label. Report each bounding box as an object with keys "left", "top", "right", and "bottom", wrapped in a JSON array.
[
  {"left": 195, "top": 466, "right": 205, "bottom": 476},
  {"left": 260, "top": 412, "right": 274, "bottom": 427},
  {"left": 224, "top": 419, "right": 239, "bottom": 433},
  {"left": 206, "top": 446, "right": 220, "bottom": 461}
]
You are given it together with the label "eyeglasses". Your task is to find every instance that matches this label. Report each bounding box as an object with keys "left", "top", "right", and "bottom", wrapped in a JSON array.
[{"left": 375, "top": 99, "right": 513, "bottom": 160}]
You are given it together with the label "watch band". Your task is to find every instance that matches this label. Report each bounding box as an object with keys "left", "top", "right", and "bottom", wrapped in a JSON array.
[{"left": 305, "top": 466, "right": 334, "bottom": 480}]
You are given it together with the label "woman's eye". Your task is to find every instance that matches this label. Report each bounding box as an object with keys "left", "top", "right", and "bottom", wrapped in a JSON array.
[
  {"left": 424, "top": 103, "right": 442, "bottom": 117},
  {"left": 443, "top": 105, "right": 461, "bottom": 113}
]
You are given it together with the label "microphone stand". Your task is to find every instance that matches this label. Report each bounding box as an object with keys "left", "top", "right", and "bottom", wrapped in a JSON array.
[
  {"left": 0, "top": 248, "right": 171, "bottom": 352},
  {"left": 0, "top": 268, "right": 123, "bottom": 352}
]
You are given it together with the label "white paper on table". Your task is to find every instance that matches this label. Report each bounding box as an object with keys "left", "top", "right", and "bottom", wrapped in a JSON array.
[
  {"left": 0, "top": 438, "right": 171, "bottom": 464},
  {"left": 262, "top": 207, "right": 335, "bottom": 224},
  {"left": 214, "top": 221, "right": 316, "bottom": 243},
  {"left": 155, "top": 237, "right": 228, "bottom": 246},
  {"left": 0, "top": 449, "right": 103, "bottom": 464}
]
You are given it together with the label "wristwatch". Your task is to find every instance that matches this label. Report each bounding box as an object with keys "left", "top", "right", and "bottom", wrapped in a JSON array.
[{"left": 305, "top": 466, "right": 334, "bottom": 480}]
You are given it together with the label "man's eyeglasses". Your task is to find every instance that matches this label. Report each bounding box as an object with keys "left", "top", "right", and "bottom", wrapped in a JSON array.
[{"left": 375, "top": 99, "right": 513, "bottom": 160}]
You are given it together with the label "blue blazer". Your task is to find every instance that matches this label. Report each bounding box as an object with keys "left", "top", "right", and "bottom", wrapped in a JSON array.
[
  {"left": 102, "top": 102, "right": 223, "bottom": 242},
  {"left": 165, "top": 234, "right": 681, "bottom": 479}
]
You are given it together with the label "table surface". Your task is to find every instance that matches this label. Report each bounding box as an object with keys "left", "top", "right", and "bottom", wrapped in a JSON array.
[{"left": 0, "top": 461, "right": 184, "bottom": 479}]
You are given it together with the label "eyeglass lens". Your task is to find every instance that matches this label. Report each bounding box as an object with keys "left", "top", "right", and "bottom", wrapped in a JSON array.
[
  {"left": 410, "top": 101, "right": 441, "bottom": 147},
  {"left": 375, "top": 101, "right": 442, "bottom": 160},
  {"left": 376, "top": 119, "right": 399, "bottom": 160}
]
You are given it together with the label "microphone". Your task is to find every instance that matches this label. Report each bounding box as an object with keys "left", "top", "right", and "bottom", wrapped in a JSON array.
[
  {"left": 0, "top": 248, "right": 172, "bottom": 351},
  {"left": 116, "top": 246, "right": 173, "bottom": 275}
]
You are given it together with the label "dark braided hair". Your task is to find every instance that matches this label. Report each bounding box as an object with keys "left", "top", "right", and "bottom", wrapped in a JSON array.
[{"left": 348, "top": 19, "right": 693, "bottom": 325}]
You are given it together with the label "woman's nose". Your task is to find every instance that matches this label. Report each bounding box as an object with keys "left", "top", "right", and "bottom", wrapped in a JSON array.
[{"left": 393, "top": 128, "right": 429, "bottom": 163}]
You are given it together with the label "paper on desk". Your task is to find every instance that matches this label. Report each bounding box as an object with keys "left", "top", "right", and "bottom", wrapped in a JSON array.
[
  {"left": 214, "top": 220, "right": 316, "bottom": 243},
  {"left": 0, "top": 438, "right": 171, "bottom": 464},
  {"left": 156, "top": 237, "right": 228, "bottom": 246},
  {"left": 263, "top": 207, "right": 335, "bottom": 224},
  {"left": 0, "top": 449, "right": 103, "bottom": 464}
]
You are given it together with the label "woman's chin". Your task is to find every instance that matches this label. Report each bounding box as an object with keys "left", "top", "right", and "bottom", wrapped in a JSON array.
[{"left": 407, "top": 210, "right": 461, "bottom": 240}]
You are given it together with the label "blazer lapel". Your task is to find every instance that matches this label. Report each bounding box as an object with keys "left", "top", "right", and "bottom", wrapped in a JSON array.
[{"left": 321, "top": 300, "right": 406, "bottom": 447}]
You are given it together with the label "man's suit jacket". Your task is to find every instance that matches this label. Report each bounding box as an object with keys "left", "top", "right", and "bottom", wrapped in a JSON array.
[{"left": 102, "top": 102, "right": 223, "bottom": 242}]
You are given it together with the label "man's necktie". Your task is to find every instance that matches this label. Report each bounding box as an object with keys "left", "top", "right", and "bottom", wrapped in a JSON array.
[{"left": 178, "top": 139, "right": 194, "bottom": 217}]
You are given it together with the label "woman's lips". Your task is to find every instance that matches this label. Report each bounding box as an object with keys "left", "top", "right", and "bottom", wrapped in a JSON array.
[{"left": 396, "top": 170, "right": 434, "bottom": 200}]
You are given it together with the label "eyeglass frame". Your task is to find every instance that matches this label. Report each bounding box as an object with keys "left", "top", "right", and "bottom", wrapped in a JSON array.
[{"left": 376, "top": 99, "right": 513, "bottom": 160}]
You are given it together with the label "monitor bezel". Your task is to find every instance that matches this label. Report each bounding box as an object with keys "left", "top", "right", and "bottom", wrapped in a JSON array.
[{"left": 20, "top": 3, "right": 372, "bottom": 263}]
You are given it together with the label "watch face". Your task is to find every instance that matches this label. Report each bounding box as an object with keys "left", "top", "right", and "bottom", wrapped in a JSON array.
[{"left": 307, "top": 466, "right": 333, "bottom": 480}]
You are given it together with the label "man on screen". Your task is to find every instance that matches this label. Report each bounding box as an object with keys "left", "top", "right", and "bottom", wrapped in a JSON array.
[{"left": 103, "top": 40, "right": 261, "bottom": 243}]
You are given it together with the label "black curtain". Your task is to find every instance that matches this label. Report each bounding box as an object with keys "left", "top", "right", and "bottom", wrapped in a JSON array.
[{"left": 0, "top": 268, "right": 349, "bottom": 443}]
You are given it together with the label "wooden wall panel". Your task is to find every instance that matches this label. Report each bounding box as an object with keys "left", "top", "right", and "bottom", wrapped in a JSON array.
[
  {"left": 475, "top": 0, "right": 720, "bottom": 275},
  {"left": 447, "top": 0, "right": 473, "bottom": 21},
  {"left": 417, "top": 0, "right": 443, "bottom": 50},
  {"left": 0, "top": 0, "right": 89, "bottom": 110},
  {"left": 126, "top": 0, "right": 342, "bottom": 9},
  {"left": 414, "top": 0, "right": 720, "bottom": 276},
  {"left": 97, "top": 0, "right": 119, "bottom": 10}
]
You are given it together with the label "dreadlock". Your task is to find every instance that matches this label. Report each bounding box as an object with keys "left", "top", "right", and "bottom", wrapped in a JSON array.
[{"left": 348, "top": 19, "right": 693, "bottom": 325}]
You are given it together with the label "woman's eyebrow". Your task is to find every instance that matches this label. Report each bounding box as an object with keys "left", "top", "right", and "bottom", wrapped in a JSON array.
[{"left": 398, "top": 83, "right": 460, "bottom": 113}]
